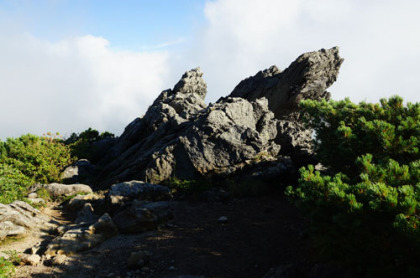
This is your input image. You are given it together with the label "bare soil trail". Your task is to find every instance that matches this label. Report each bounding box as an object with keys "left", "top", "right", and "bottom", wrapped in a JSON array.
[{"left": 2, "top": 196, "right": 315, "bottom": 278}]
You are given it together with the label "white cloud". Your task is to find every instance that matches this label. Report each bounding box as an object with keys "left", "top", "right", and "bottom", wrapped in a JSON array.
[
  {"left": 2, "top": 0, "right": 420, "bottom": 139},
  {"left": 0, "top": 34, "right": 169, "bottom": 139},
  {"left": 196, "top": 0, "right": 420, "bottom": 104}
]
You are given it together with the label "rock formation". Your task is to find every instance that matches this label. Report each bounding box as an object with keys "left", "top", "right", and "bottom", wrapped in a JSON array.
[
  {"left": 97, "top": 47, "right": 343, "bottom": 186},
  {"left": 0, "top": 201, "right": 55, "bottom": 239},
  {"left": 229, "top": 47, "right": 343, "bottom": 119}
]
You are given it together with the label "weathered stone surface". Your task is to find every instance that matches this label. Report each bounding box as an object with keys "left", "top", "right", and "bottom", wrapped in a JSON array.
[
  {"left": 45, "top": 213, "right": 118, "bottom": 256},
  {"left": 108, "top": 181, "right": 172, "bottom": 207},
  {"left": 75, "top": 203, "right": 98, "bottom": 225},
  {"left": 113, "top": 200, "right": 173, "bottom": 233},
  {"left": 21, "top": 254, "right": 41, "bottom": 266},
  {"left": 61, "top": 159, "right": 100, "bottom": 184},
  {"left": 127, "top": 250, "right": 150, "bottom": 269},
  {"left": 97, "top": 48, "right": 343, "bottom": 185},
  {"left": 51, "top": 254, "right": 67, "bottom": 265},
  {"left": 44, "top": 183, "right": 93, "bottom": 197},
  {"left": 230, "top": 47, "right": 343, "bottom": 119},
  {"left": 0, "top": 221, "right": 25, "bottom": 239},
  {"left": 0, "top": 201, "right": 54, "bottom": 239},
  {"left": 66, "top": 193, "right": 100, "bottom": 211}
]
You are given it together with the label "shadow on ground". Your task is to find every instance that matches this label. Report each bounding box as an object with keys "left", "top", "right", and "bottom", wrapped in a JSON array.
[{"left": 26, "top": 196, "right": 313, "bottom": 278}]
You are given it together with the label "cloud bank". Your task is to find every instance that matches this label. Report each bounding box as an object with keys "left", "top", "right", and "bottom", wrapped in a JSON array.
[
  {"left": 198, "top": 0, "right": 420, "bottom": 104},
  {"left": 0, "top": 34, "right": 169, "bottom": 139},
  {"left": 1, "top": 0, "right": 420, "bottom": 139}
]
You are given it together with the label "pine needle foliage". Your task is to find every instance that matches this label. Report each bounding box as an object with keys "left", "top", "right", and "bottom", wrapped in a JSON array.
[{"left": 286, "top": 96, "right": 420, "bottom": 277}]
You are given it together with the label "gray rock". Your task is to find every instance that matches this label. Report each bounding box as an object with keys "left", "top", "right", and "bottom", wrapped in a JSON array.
[
  {"left": 21, "top": 254, "right": 41, "bottom": 266},
  {"left": 127, "top": 250, "right": 150, "bottom": 269},
  {"left": 0, "top": 201, "right": 54, "bottom": 239},
  {"left": 217, "top": 216, "right": 228, "bottom": 224},
  {"left": 61, "top": 159, "right": 99, "bottom": 184},
  {"left": 52, "top": 254, "right": 67, "bottom": 265},
  {"left": 45, "top": 213, "right": 118, "bottom": 256},
  {"left": 28, "top": 192, "right": 38, "bottom": 199},
  {"left": 112, "top": 200, "right": 173, "bottom": 233},
  {"left": 108, "top": 181, "right": 172, "bottom": 207},
  {"left": 0, "top": 221, "right": 26, "bottom": 239},
  {"left": 66, "top": 193, "right": 100, "bottom": 211},
  {"left": 75, "top": 203, "right": 98, "bottom": 225},
  {"left": 97, "top": 48, "right": 343, "bottom": 186},
  {"left": 43, "top": 183, "right": 93, "bottom": 197},
  {"left": 27, "top": 198, "right": 46, "bottom": 205},
  {"left": 230, "top": 47, "right": 343, "bottom": 119}
]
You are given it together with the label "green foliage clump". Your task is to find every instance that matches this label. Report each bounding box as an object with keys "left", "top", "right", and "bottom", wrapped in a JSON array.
[
  {"left": 0, "top": 257, "right": 15, "bottom": 278},
  {"left": 165, "top": 177, "right": 212, "bottom": 197},
  {"left": 0, "top": 133, "right": 74, "bottom": 204},
  {"left": 64, "top": 127, "right": 115, "bottom": 163},
  {"left": 286, "top": 96, "right": 420, "bottom": 276}
]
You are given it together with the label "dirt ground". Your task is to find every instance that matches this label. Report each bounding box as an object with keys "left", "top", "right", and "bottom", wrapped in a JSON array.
[{"left": 2, "top": 196, "right": 315, "bottom": 278}]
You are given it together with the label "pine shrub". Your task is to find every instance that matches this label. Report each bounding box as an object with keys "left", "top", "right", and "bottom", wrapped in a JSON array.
[{"left": 286, "top": 96, "right": 420, "bottom": 277}]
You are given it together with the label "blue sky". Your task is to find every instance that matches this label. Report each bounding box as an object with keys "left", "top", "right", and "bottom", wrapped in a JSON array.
[
  {"left": 1, "top": 0, "right": 205, "bottom": 48},
  {"left": 1, "top": 0, "right": 420, "bottom": 139}
]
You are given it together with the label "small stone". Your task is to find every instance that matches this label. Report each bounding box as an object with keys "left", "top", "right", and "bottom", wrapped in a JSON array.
[
  {"left": 127, "top": 250, "right": 150, "bottom": 269},
  {"left": 169, "top": 266, "right": 176, "bottom": 271},
  {"left": 217, "top": 216, "right": 228, "bottom": 223},
  {"left": 28, "top": 192, "right": 38, "bottom": 199},
  {"left": 22, "top": 254, "right": 41, "bottom": 266},
  {"left": 52, "top": 254, "right": 67, "bottom": 265}
]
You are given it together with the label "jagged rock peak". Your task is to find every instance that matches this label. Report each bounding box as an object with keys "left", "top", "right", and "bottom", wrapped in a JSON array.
[
  {"left": 172, "top": 67, "right": 207, "bottom": 99},
  {"left": 229, "top": 46, "right": 343, "bottom": 119}
]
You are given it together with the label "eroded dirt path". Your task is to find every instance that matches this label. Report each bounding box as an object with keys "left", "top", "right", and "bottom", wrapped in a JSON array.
[
  {"left": 16, "top": 196, "right": 312, "bottom": 278},
  {"left": 2, "top": 196, "right": 314, "bottom": 278},
  {"left": 0, "top": 203, "right": 74, "bottom": 278}
]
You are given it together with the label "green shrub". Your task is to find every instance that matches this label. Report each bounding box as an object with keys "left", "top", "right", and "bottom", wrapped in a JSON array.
[
  {"left": 0, "top": 257, "right": 15, "bottom": 278},
  {"left": 0, "top": 164, "right": 33, "bottom": 204},
  {"left": 1, "top": 134, "right": 73, "bottom": 183},
  {"left": 0, "top": 134, "right": 74, "bottom": 204},
  {"left": 165, "top": 177, "right": 212, "bottom": 197},
  {"left": 286, "top": 96, "right": 420, "bottom": 277},
  {"left": 64, "top": 127, "right": 115, "bottom": 162}
]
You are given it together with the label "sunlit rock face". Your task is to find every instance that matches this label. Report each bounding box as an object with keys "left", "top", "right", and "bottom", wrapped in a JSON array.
[{"left": 97, "top": 47, "right": 343, "bottom": 185}]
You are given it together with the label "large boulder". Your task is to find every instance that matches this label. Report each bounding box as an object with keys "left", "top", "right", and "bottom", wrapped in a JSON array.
[
  {"left": 0, "top": 201, "right": 55, "bottom": 239},
  {"left": 44, "top": 183, "right": 93, "bottom": 197},
  {"left": 97, "top": 47, "right": 343, "bottom": 185},
  {"left": 108, "top": 181, "right": 172, "bottom": 207}
]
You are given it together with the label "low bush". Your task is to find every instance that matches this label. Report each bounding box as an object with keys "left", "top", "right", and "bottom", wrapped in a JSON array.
[
  {"left": 64, "top": 127, "right": 115, "bottom": 163},
  {"left": 286, "top": 96, "right": 420, "bottom": 277},
  {"left": 0, "top": 257, "right": 15, "bottom": 278},
  {"left": 0, "top": 133, "right": 74, "bottom": 204}
]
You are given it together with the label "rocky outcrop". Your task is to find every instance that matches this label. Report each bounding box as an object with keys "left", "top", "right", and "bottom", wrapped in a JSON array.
[
  {"left": 229, "top": 47, "right": 343, "bottom": 119},
  {"left": 0, "top": 201, "right": 55, "bottom": 239},
  {"left": 97, "top": 47, "right": 343, "bottom": 185}
]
